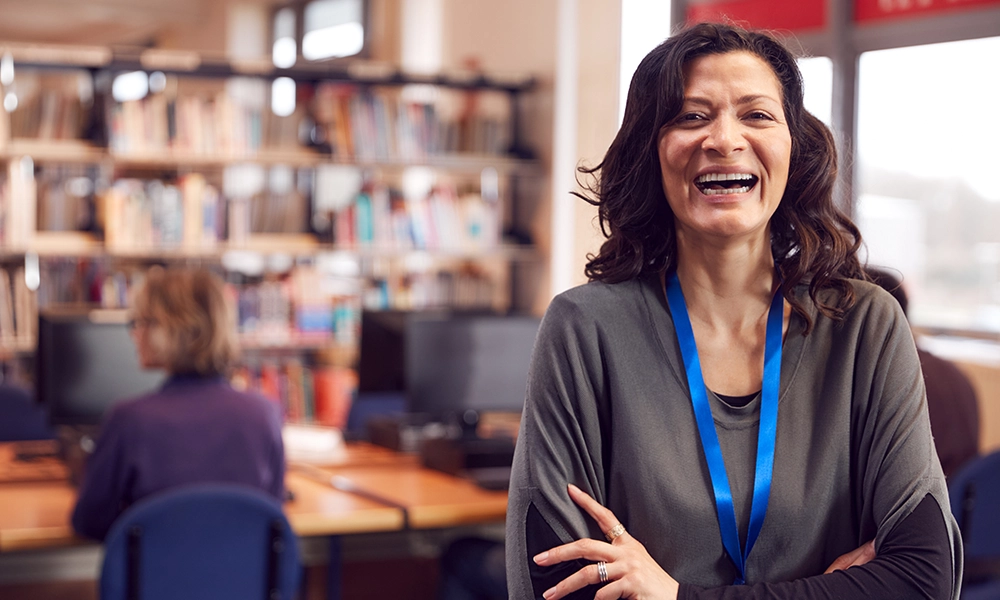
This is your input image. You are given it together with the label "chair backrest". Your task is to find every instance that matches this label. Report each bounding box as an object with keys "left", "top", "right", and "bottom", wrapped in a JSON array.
[
  {"left": 0, "top": 384, "right": 53, "bottom": 442},
  {"left": 100, "top": 483, "right": 301, "bottom": 600},
  {"left": 949, "top": 450, "right": 1000, "bottom": 576}
]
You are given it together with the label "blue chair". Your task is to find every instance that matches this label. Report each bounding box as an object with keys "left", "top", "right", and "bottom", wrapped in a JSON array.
[
  {"left": 949, "top": 450, "right": 1000, "bottom": 590},
  {"left": 0, "top": 384, "right": 53, "bottom": 441},
  {"left": 100, "top": 483, "right": 301, "bottom": 600}
]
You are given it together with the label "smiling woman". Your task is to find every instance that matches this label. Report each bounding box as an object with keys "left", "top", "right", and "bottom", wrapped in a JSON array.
[
  {"left": 657, "top": 51, "right": 791, "bottom": 245},
  {"left": 506, "top": 21, "right": 961, "bottom": 600}
]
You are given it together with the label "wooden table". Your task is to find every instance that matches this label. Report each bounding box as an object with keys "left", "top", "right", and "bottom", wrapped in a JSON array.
[
  {"left": 0, "top": 472, "right": 405, "bottom": 553},
  {"left": 0, "top": 442, "right": 454, "bottom": 552},
  {"left": 0, "top": 441, "right": 508, "bottom": 599},
  {"left": 302, "top": 463, "right": 509, "bottom": 529}
]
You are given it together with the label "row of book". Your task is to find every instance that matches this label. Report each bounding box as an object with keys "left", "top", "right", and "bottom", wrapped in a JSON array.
[
  {"left": 103, "top": 80, "right": 513, "bottom": 160},
  {"left": 231, "top": 360, "right": 357, "bottom": 427},
  {"left": 6, "top": 71, "right": 92, "bottom": 141},
  {"left": 0, "top": 266, "right": 36, "bottom": 347},
  {"left": 326, "top": 180, "right": 499, "bottom": 251},
  {"left": 100, "top": 174, "right": 224, "bottom": 250},
  {"left": 35, "top": 258, "right": 128, "bottom": 308},
  {"left": 106, "top": 79, "right": 300, "bottom": 155},
  {"left": 234, "top": 268, "right": 361, "bottom": 347},
  {"left": 35, "top": 252, "right": 502, "bottom": 316},
  {"left": 35, "top": 165, "right": 97, "bottom": 233},
  {"left": 363, "top": 269, "right": 499, "bottom": 311},
  {"left": 312, "top": 84, "right": 512, "bottom": 160},
  {"left": 35, "top": 259, "right": 364, "bottom": 348}
]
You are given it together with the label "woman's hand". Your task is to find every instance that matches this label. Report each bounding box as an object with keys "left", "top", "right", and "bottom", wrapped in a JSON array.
[
  {"left": 532, "top": 483, "right": 680, "bottom": 600},
  {"left": 823, "top": 540, "right": 876, "bottom": 574}
]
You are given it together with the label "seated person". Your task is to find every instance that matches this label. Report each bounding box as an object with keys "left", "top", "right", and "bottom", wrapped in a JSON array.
[
  {"left": 72, "top": 267, "right": 285, "bottom": 540},
  {"left": 866, "top": 267, "right": 980, "bottom": 478}
]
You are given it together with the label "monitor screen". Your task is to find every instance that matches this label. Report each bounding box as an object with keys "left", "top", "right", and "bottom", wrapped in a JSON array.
[
  {"left": 36, "top": 309, "right": 166, "bottom": 426},
  {"left": 405, "top": 314, "right": 541, "bottom": 418},
  {"left": 357, "top": 309, "right": 410, "bottom": 393}
]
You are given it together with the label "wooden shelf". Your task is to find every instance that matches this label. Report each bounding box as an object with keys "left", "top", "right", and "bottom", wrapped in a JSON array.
[
  {"left": 5, "top": 41, "right": 536, "bottom": 93},
  {"left": 1, "top": 238, "right": 537, "bottom": 262},
  {"left": 336, "top": 154, "right": 538, "bottom": 174},
  {"left": 0, "top": 140, "right": 536, "bottom": 174},
  {"left": 0, "top": 42, "right": 111, "bottom": 68},
  {"left": 109, "top": 148, "right": 325, "bottom": 168},
  {"left": 1, "top": 139, "right": 106, "bottom": 163},
  {"left": 22, "top": 232, "right": 103, "bottom": 256},
  {"left": 2, "top": 234, "right": 537, "bottom": 263},
  {"left": 328, "top": 243, "right": 537, "bottom": 261}
]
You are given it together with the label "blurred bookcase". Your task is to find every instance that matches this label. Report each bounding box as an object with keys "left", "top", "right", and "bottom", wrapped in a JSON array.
[{"left": 0, "top": 43, "right": 541, "bottom": 426}]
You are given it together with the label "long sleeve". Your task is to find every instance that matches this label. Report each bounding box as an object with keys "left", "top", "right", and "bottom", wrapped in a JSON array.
[
  {"left": 678, "top": 493, "right": 952, "bottom": 599},
  {"left": 71, "top": 406, "right": 133, "bottom": 541},
  {"left": 506, "top": 292, "right": 615, "bottom": 600},
  {"left": 505, "top": 279, "right": 962, "bottom": 599},
  {"left": 845, "top": 288, "right": 962, "bottom": 597}
]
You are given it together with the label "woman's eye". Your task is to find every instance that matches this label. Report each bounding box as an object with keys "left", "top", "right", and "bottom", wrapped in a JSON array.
[
  {"left": 676, "top": 113, "right": 705, "bottom": 124},
  {"left": 747, "top": 111, "right": 774, "bottom": 121}
]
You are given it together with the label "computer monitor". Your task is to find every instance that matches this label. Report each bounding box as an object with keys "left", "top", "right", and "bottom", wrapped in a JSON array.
[
  {"left": 357, "top": 309, "right": 410, "bottom": 394},
  {"left": 405, "top": 314, "right": 541, "bottom": 419},
  {"left": 36, "top": 308, "right": 166, "bottom": 426}
]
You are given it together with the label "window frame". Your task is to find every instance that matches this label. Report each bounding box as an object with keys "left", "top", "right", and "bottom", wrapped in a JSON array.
[
  {"left": 269, "top": 0, "right": 372, "bottom": 67},
  {"left": 669, "top": 1, "right": 1000, "bottom": 338}
]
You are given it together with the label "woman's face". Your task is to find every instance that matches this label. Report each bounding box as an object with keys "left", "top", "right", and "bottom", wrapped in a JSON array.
[
  {"left": 657, "top": 51, "right": 792, "bottom": 245},
  {"left": 129, "top": 314, "right": 167, "bottom": 370}
]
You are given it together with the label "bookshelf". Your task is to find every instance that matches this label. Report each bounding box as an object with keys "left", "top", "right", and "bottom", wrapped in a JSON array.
[{"left": 0, "top": 43, "right": 541, "bottom": 426}]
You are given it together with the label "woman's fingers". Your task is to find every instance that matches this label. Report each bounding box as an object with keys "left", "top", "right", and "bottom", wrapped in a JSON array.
[
  {"left": 533, "top": 537, "right": 614, "bottom": 566},
  {"left": 541, "top": 561, "right": 612, "bottom": 600},
  {"left": 594, "top": 579, "right": 628, "bottom": 600},
  {"left": 567, "top": 483, "right": 629, "bottom": 542},
  {"left": 824, "top": 540, "right": 876, "bottom": 574}
]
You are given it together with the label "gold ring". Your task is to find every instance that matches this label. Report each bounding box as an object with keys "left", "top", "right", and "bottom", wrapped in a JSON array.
[{"left": 604, "top": 523, "right": 626, "bottom": 542}]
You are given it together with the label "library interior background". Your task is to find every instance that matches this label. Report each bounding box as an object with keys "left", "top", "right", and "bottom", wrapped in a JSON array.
[{"left": 0, "top": 0, "right": 998, "bottom": 598}]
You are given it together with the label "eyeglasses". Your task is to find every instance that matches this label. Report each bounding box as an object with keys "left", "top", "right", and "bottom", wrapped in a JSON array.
[{"left": 126, "top": 317, "right": 158, "bottom": 330}]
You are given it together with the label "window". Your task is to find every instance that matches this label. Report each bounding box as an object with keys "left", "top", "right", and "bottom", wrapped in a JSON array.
[
  {"left": 797, "top": 56, "right": 832, "bottom": 127},
  {"left": 271, "top": 0, "right": 366, "bottom": 66},
  {"left": 618, "top": 0, "right": 673, "bottom": 124},
  {"left": 272, "top": 7, "right": 297, "bottom": 69},
  {"left": 857, "top": 37, "right": 1000, "bottom": 332},
  {"left": 302, "top": 0, "right": 365, "bottom": 61}
]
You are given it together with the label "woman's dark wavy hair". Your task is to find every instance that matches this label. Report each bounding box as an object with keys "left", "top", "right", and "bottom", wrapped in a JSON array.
[{"left": 578, "top": 22, "right": 865, "bottom": 333}]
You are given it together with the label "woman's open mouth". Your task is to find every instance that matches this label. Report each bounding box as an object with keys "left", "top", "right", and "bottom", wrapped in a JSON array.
[{"left": 694, "top": 173, "right": 759, "bottom": 195}]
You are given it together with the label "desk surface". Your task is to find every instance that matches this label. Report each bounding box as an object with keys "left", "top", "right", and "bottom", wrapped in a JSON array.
[
  {"left": 306, "top": 463, "right": 509, "bottom": 529},
  {"left": 0, "top": 441, "right": 506, "bottom": 553}
]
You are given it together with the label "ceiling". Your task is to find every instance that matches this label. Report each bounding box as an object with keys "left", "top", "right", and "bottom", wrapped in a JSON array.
[{"left": 0, "top": 0, "right": 227, "bottom": 48}]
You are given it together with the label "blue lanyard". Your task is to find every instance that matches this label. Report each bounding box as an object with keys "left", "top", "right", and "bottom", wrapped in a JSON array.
[{"left": 665, "top": 272, "right": 783, "bottom": 585}]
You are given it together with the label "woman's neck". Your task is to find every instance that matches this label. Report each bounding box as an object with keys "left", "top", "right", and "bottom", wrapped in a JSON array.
[{"left": 672, "top": 230, "right": 776, "bottom": 333}]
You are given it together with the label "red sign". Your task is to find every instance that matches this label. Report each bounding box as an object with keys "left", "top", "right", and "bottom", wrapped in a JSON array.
[
  {"left": 686, "top": 0, "right": 826, "bottom": 32},
  {"left": 855, "top": 0, "right": 1000, "bottom": 23}
]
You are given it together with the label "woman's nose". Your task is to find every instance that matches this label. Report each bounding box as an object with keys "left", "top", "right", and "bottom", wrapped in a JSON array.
[{"left": 702, "top": 116, "right": 746, "bottom": 155}]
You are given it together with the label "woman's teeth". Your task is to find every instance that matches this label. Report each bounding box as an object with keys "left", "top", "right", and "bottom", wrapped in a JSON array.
[{"left": 694, "top": 173, "right": 758, "bottom": 195}]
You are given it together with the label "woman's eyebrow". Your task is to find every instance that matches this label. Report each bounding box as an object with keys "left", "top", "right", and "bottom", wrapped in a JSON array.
[
  {"left": 736, "top": 94, "right": 781, "bottom": 106},
  {"left": 682, "top": 94, "right": 781, "bottom": 106}
]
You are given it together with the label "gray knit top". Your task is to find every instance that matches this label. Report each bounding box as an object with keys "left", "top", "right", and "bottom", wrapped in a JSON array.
[{"left": 505, "top": 274, "right": 961, "bottom": 598}]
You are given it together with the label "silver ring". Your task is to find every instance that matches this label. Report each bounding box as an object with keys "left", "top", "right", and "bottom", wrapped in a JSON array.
[
  {"left": 605, "top": 523, "right": 626, "bottom": 542},
  {"left": 597, "top": 560, "right": 609, "bottom": 583}
]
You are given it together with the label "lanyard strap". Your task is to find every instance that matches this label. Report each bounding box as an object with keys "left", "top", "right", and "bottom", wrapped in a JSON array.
[{"left": 665, "top": 273, "right": 783, "bottom": 585}]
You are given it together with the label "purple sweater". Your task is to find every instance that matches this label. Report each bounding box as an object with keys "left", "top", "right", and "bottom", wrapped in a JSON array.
[{"left": 72, "top": 375, "right": 285, "bottom": 540}]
